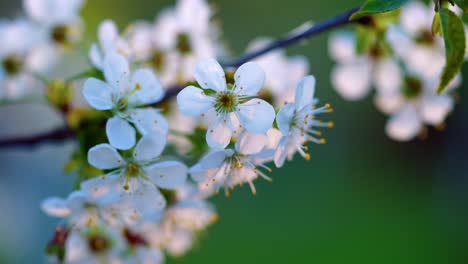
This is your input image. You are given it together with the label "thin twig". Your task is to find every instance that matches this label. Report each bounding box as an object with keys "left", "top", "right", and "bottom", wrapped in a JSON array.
[{"left": 0, "top": 6, "right": 360, "bottom": 148}]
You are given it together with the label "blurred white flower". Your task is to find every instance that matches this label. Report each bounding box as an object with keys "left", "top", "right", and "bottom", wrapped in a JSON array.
[
  {"left": 90, "top": 20, "right": 131, "bottom": 69},
  {"left": 247, "top": 38, "right": 309, "bottom": 107},
  {"left": 24, "top": 0, "right": 85, "bottom": 48}
]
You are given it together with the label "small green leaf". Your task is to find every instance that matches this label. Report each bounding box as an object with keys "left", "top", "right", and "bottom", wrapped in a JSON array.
[
  {"left": 453, "top": 0, "right": 468, "bottom": 12},
  {"left": 351, "top": 0, "right": 410, "bottom": 20},
  {"left": 355, "top": 26, "right": 375, "bottom": 54},
  {"left": 438, "top": 8, "right": 466, "bottom": 93},
  {"left": 432, "top": 13, "right": 441, "bottom": 36}
]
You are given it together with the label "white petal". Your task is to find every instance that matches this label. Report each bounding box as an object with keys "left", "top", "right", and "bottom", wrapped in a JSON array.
[
  {"left": 385, "top": 106, "right": 422, "bottom": 142},
  {"left": 234, "top": 62, "right": 265, "bottom": 96},
  {"left": 82, "top": 78, "right": 114, "bottom": 110},
  {"left": 133, "top": 133, "right": 166, "bottom": 162},
  {"left": 146, "top": 161, "right": 188, "bottom": 190},
  {"left": 130, "top": 108, "right": 169, "bottom": 136},
  {"left": 276, "top": 103, "right": 295, "bottom": 136},
  {"left": 237, "top": 99, "right": 275, "bottom": 134},
  {"left": 129, "top": 68, "right": 164, "bottom": 105},
  {"left": 80, "top": 174, "right": 122, "bottom": 205},
  {"left": 106, "top": 116, "right": 136, "bottom": 150},
  {"left": 103, "top": 52, "right": 130, "bottom": 90},
  {"left": 373, "top": 59, "right": 402, "bottom": 94},
  {"left": 99, "top": 20, "right": 118, "bottom": 51},
  {"left": 295, "top": 75, "right": 316, "bottom": 111},
  {"left": 40, "top": 197, "right": 71, "bottom": 217},
  {"left": 199, "top": 149, "right": 234, "bottom": 170},
  {"left": 400, "top": 2, "right": 432, "bottom": 35},
  {"left": 88, "top": 144, "right": 125, "bottom": 170},
  {"left": 206, "top": 116, "right": 232, "bottom": 149},
  {"left": 235, "top": 132, "right": 267, "bottom": 155},
  {"left": 331, "top": 59, "right": 372, "bottom": 101},
  {"left": 328, "top": 31, "right": 356, "bottom": 62},
  {"left": 177, "top": 86, "right": 214, "bottom": 116},
  {"left": 89, "top": 43, "right": 103, "bottom": 69},
  {"left": 420, "top": 95, "right": 453, "bottom": 126},
  {"left": 194, "top": 58, "right": 227, "bottom": 92},
  {"left": 374, "top": 92, "right": 404, "bottom": 114},
  {"left": 274, "top": 137, "right": 288, "bottom": 168}
]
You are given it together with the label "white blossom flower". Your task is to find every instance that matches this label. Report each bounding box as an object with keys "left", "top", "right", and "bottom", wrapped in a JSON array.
[
  {"left": 90, "top": 20, "right": 131, "bottom": 69},
  {"left": 82, "top": 134, "right": 188, "bottom": 226},
  {"left": 83, "top": 53, "right": 168, "bottom": 150},
  {"left": 385, "top": 1, "right": 446, "bottom": 79},
  {"left": 64, "top": 226, "right": 125, "bottom": 264},
  {"left": 190, "top": 132, "right": 273, "bottom": 195},
  {"left": 275, "top": 76, "right": 333, "bottom": 167},
  {"left": 247, "top": 38, "right": 309, "bottom": 107},
  {"left": 177, "top": 58, "right": 275, "bottom": 149},
  {"left": 0, "top": 19, "right": 53, "bottom": 99},
  {"left": 24, "top": 0, "right": 85, "bottom": 48},
  {"left": 375, "top": 75, "right": 458, "bottom": 141},
  {"left": 329, "top": 31, "right": 402, "bottom": 101}
]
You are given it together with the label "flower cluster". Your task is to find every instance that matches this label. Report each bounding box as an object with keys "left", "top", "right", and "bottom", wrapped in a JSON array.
[
  {"left": 10, "top": 0, "right": 332, "bottom": 262},
  {"left": 0, "top": 0, "right": 84, "bottom": 100},
  {"left": 329, "top": 0, "right": 465, "bottom": 141},
  {"left": 2, "top": 0, "right": 467, "bottom": 263}
]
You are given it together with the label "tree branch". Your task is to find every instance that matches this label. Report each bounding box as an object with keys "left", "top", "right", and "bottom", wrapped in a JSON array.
[
  {"left": 0, "top": 127, "right": 75, "bottom": 148},
  {"left": 0, "top": 6, "right": 360, "bottom": 148}
]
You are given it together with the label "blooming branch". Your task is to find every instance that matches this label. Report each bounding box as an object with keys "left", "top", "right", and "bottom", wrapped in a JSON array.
[{"left": 0, "top": 5, "right": 360, "bottom": 148}]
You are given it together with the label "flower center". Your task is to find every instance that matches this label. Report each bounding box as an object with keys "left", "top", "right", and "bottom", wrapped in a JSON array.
[
  {"left": 215, "top": 91, "right": 238, "bottom": 113},
  {"left": 401, "top": 76, "right": 423, "bottom": 99},
  {"left": 51, "top": 25, "right": 70, "bottom": 45},
  {"left": 2, "top": 55, "right": 22, "bottom": 76},
  {"left": 88, "top": 234, "right": 110, "bottom": 253},
  {"left": 123, "top": 228, "right": 148, "bottom": 247},
  {"left": 151, "top": 51, "right": 165, "bottom": 71},
  {"left": 415, "top": 30, "right": 435, "bottom": 45},
  {"left": 176, "top": 33, "right": 192, "bottom": 54}
]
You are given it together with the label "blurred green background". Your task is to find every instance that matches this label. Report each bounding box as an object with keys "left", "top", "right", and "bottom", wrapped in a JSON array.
[{"left": 1, "top": 0, "right": 468, "bottom": 263}]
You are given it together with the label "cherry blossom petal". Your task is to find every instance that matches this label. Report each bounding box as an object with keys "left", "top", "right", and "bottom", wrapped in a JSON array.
[
  {"left": 103, "top": 53, "right": 130, "bottom": 91},
  {"left": 234, "top": 62, "right": 265, "bottom": 96},
  {"left": 80, "top": 173, "right": 122, "bottom": 205},
  {"left": 206, "top": 116, "right": 232, "bottom": 149},
  {"left": 146, "top": 161, "right": 188, "bottom": 189},
  {"left": 82, "top": 78, "right": 114, "bottom": 110},
  {"left": 129, "top": 68, "right": 164, "bottom": 105},
  {"left": 331, "top": 58, "right": 372, "bottom": 101},
  {"left": 237, "top": 99, "right": 275, "bottom": 134},
  {"left": 295, "top": 75, "right": 316, "bottom": 111},
  {"left": 385, "top": 106, "right": 422, "bottom": 142},
  {"left": 130, "top": 108, "right": 169, "bottom": 136},
  {"left": 235, "top": 132, "right": 267, "bottom": 155},
  {"left": 133, "top": 133, "right": 166, "bottom": 162},
  {"left": 40, "top": 197, "right": 71, "bottom": 217},
  {"left": 177, "top": 86, "right": 214, "bottom": 116},
  {"left": 87, "top": 144, "right": 125, "bottom": 170},
  {"left": 106, "top": 116, "right": 136, "bottom": 150},
  {"left": 420, "top": 95, "right": 454, "bottom": 126},
  {"left": 194, "top": 58, "right": 226, "bottom": 92},
  {"left": 328, "top": 31, "right": 356, "bottom": 62}
]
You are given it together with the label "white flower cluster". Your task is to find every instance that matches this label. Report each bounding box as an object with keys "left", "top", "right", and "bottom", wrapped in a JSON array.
[
  {"left": 0, "top": 0, "right": 84, "bottom": 100},
  {"left": 329, "top": 1, "right": 465, "bottom": 141},
  {"left": 23, "top": 0, "right": 332, "bottom": 262}
]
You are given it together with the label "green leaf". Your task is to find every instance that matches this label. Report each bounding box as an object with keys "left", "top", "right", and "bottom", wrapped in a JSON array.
[
  {"left": 453, "top": 0, "right": 468, "bottom": 12},
  {"left": 437, "top": 8, "right": 466, "bottom": 93},
  {"left": 350, "top": 0, "right": 410, "bottom": 20},
  {"left": 355, "top": 26, "right": 375, "bottom": 54},
  {"left": 432, "top": 13, "right": 442, "bottom": 36}
]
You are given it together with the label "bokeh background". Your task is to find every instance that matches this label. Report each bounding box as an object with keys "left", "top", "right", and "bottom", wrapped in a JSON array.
[{"left": 1, "top": 0, "right": 468, "bottom": 263}]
